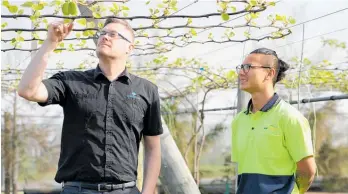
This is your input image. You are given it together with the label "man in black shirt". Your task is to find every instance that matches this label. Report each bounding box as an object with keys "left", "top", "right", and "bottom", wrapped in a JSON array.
[{"left": 18, "top": 18, "right": 163, "bottom": 194}]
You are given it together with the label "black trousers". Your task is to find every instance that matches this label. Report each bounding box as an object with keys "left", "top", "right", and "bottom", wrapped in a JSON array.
[{"left": 61, "top": 185, "right": 141, "bottom": 194}]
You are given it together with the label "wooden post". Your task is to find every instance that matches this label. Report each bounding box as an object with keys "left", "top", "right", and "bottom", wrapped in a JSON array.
[{"left": 159, "top": 117, "right": 201, "bottom": 194}]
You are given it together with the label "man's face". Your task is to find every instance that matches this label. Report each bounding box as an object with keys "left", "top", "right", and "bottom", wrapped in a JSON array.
[
  {"left": 238, "top": 53, "right": 275, "bottom": 93},
  {"left": 96, "top": 23, "right": 133, "bottom": 59}
]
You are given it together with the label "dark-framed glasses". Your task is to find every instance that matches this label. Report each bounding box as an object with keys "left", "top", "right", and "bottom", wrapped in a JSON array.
[
  {"left": 236, "top": 64, "right": 272, "bottom": 74},
  {"left": 95, "top": 30, "right": 131, "bottom": 43}
]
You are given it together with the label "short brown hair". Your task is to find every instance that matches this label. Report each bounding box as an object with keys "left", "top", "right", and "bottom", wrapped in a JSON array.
[{"left": 103, "top": 18, "right": 135, "bottom": 43}]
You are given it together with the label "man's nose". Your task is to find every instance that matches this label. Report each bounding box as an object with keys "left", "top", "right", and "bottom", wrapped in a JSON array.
[
  {"left": 238, "top": 68, "right": 246, "bottom": 77},
  {"left": 102, "top": 35, "right": 109, "bottom": 41}
]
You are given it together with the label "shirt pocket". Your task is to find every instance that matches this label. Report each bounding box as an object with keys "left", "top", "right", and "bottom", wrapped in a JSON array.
[
  {"left": 255, "top": 127, "right": 284, "bottom": 159},
  {"left": 121, "top": 96, "right": 146, "bottom": 124},
  {"left": 73, "top": 92, "right": 99, "bottom": 118}
]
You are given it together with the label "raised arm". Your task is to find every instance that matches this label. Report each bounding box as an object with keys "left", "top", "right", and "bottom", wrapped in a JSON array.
[{"left": 17, "top": 21, "right": 73, "bottom": 102}]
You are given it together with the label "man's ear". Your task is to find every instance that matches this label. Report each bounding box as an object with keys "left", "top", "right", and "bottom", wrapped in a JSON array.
[
  {"left": 265, "top": 68, "right": 276, "bottom": 82},
  {"left": 269, "top": 68, "right": 276, "bottom": 79},
  {"left": 128, "top": 44, "right": 134, "bottom": 54}
]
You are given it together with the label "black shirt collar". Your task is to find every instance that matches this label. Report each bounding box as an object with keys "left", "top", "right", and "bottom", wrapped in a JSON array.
[
  {"left": 244, "top": 93, "right": 281, "bottom": 115},
  {"left": 93, "top": 65, "right": 131, "bottom": 82}
]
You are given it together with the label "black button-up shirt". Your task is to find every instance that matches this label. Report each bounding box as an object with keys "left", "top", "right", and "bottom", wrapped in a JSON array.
[{"left": 39, "top": 66, "right": 163, "bottom": 183}]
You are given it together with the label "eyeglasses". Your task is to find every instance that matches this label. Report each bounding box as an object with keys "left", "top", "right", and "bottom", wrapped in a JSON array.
[
  {"left": 236, "top": 64, "right": 272, "bottom": 74},
  {"left": 95, "top": 30, "right": 131, "bottom": 43}
]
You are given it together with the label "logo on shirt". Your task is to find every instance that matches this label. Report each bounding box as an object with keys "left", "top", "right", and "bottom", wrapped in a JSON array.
[
  {"left": 264, "top": 125, "right": 278, "bottom": 130},
  {"left": 127, "top": 92, "right": 139, "bottom": 99}
]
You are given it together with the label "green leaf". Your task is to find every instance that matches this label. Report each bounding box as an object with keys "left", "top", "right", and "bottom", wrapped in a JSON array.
[
  {"left": 32, "top": 3, "right": 44, "bottom": 11},
  {"left": 76, "top": 32, "right": 81, "bottom": 39},
  {"left": 98, "top": 22, "right": 104, "bottom": 29},
  {"left": 77, "top": 18, "right": 87, "bottom": 26},
  {"left": 303, "top": 58, "right": 311, "bottom": 66},
  {"left": 18, "top": 36, "right": 24, "bottom": 42},
  {"left": 322, "top": 59, "right": 329, "bottom": 64},
  {"left": 18, "top": 9, "right": 24, "bottom": 15},
  {"left": 221, "top": 13, "right": 229, "bottom": 21},
  {"left": 230, "top": 6, "right": 236, "bottom": 12},
  {"left": 54, "top": 49, "right": 62, "bottom": 54},
  {"left": 250, "top": 13, "right": 259, "bottom": 19},
  {"left": 226, "top": 70, "right": 236, "bottom": 80},
  {"left": 339, "top": 42, "right": 346, "bottom": 49},
  {"left": 64, "top": 19, "right": 72, "bottom": 24},
  {"left": 269, "top": 1, "right": 276, "bottom": 6},
  {"left": 122, "top": 5, "right": 129, "bottom": 10},
  {"left": 244, "top": 31, "right": 251, "bottom": 38},
  {"left": 190, "top": 29, "right": 197, "bottom": 36},
  {"left": 40, "top": 2, "right": 48, "bottom": 7},
  {"left": 288, "top": 16, "right": 296, "bottom": 24},
  {"left": 89, "top": 31, "right": 96, "bottom": 36},
  {"left": 9, "top": 5, "right": 18, "bottom": 13},
  {"left": 21, "top": 1, "right": 33, "bottom": 7},
  {"left": 38, "top": 40, "right": 44, "bottom": 45},
  {"left": 78, "top": 63, "right": 86, "bottom": 69},
  {"left": 153, "top": 58, "right": 161, "bottom": 64},
  {"left": 208, "top": 32, "right": 213, "bottom": 40},
  {"left": 87, "top": 21, "right": 95, "bottom": 28},
  {"left": 157, "top": 3, "right": 165, "bottom": 8},
  {"left": 275, "top": 14, "right": 287, "bottom": 22},
  {"left": 187, "top": 18, "right": 192, "bottom": 25},
  {"left": 146, "top": 1, "right": 150, "bottom": 5},
  {"left": 196, "top": 76, "right": 205, "bottom": 85},
  {"left": 93, "top": 12, "right": 102, "bottom": 18},
  {"left": 68, "top": 43, "right": 74, "bottom": 51},
  {"left": 250, "top": 0, "right": 257, "bottom": 6},
  {"left": 11, "top": 38, "right": 16, "bottom": 43},
  {"left": 38, "top": 4, "right": 44, "bottom": 10},
  {"left": 271, "top": 31, "right": 283, "bottom": 38},
  {"left": 69, "top": 2, "right": 78, "bottom": 16},
  {"left": 83, "top": 31, "right": 89, "bottom": 37},
  {"left": 1, "top": 22, "right": 8, "bottom": 29},
  {"left": 113, "top": 3, "right": 119, "bottom": 10},
  {"left": 32, "top": 32, "right": 39, "bottom": 39},
  {"left": 275, "top": 14, "right": 283, "bottom": 21},
  {"left": 62, "top": 2, "right": 69, "bottom": 15},
  {"left": 2, "top": 0, "right": 9, "bottom": 7},
  {"left": 219, "top": 2, "right": 228, "bottom": 11}
]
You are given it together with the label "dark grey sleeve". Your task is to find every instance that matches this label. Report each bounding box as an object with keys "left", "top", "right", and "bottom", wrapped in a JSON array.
[
  {"left": 38, "top": 72, "right": 66, "bottom": 107},
  {"left": 143, "top": 86, "right": 163, "bottom": 136}
]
